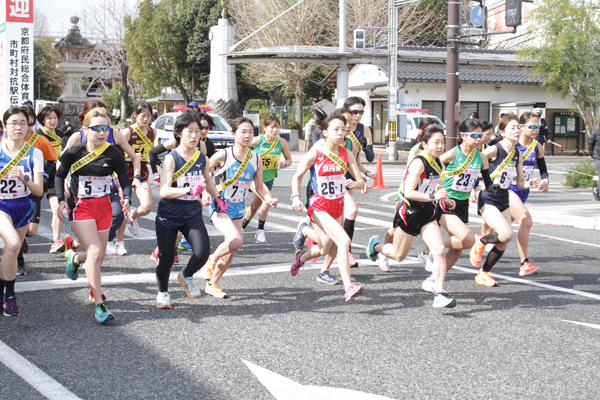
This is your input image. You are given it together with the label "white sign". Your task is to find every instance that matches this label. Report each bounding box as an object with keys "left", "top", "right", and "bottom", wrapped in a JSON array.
[{"left": 397, "top": 102, "right": 420, "bottom": 111}]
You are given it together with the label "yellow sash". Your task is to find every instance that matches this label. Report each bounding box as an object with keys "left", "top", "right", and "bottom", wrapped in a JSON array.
[
  {"left": 348, "top": 131, "right": 362, "bottom": 152},
  {"left": 172, "top": 150, "right": 201, "bottom": 182},
  {"left": 445, "top": 148, "right": 477, "bottom": 178},
  {"left": 70, "top": 142, "right": 111, "bottom": 174},
  {"left": 125, "top": 125, "right": 154, "bottom": 161},
  {"left": 41, "top": 126, "right": 62, "bottom": 153},
  {"left": 0, "top": 142, "right": 32, "bottom": 180},
  {"left": 27, "top": 132, "right": 40, "bottom": 147},
  {"left": 216, "top": 149, "right": 252, "bottom": 191},
  {"left": 520, "top": 139, "right": 538, "bottom": 160},
  {"left": 322, "top": 148, "right": 348, "bottom": 174},
  {"left": 490, "top": 147, "right": 516, "bottom": 180},
  {"left": 423, "top": 155, "right": 442, "bottom": 175},
  {"left": 259, "top": 136, "right": 280, "bottom": 159}
]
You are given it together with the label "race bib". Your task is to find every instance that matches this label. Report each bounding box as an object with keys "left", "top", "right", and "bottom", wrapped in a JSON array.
[
  {"left": 0, "top": 170, "right": 31, "bottom": 199},
  {"left": 316, "top": 174, "right": 346, "bottom": 200},
  {"left": 451, "top": 169, "right": 479, "bottom": 192},
  {"left": 417, "top": 178, "right": 439, "bottom": 195},
  {"left": 78, "top": 175, "right": 112, "bottom": 198},
  {"left": 494, "top": 166, "right": 517, "bottom": 189},
  {"left": 262, "top": 155, "right": 280, "bottom": 170},
  {"left": 223, "top": 180, "right": 251, "bottom": 203},
  {"left": 176, "top": 174, "right": 205, "bottom": 201},
  {"left": 131, "top": 143, "right": 150, "bottom": 162}
]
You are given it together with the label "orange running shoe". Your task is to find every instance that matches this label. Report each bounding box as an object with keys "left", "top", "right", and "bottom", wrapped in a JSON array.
[
  {"left": 469, "top": 234, "right": 485, "bottom": 267},
  {"left": 519, "top": 261, "right": 540, "bottom": 276},
  {"left": 200, "top": 258, "right": 216, "bottom": 281},
  {"left": 475, "top": 269, "right": 498, "bottom": 287}
]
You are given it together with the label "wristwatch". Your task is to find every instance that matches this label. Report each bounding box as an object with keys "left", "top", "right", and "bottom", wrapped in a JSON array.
[
  {"left": 24, "top": 175, "right": 30, "bottom": 182},
  {"left": 429, "top": 193, "right": 435, "bottom": 202},
  {"left": 186, "top": 187, "right": 191, "bottom": 195},
  {"left": 134, "top": 174, "right": 144, "bottom": 181}
]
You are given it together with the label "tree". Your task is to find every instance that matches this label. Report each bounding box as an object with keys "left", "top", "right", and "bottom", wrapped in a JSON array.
[
  {"left": 519, "top": 0, "right": 600, "bottom": 132},
  {"left": 33, "top": 37, "right": 65, "bottom": 101}
]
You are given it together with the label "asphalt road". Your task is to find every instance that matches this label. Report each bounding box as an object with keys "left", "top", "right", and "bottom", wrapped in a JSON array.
[{"left": 1, "top": 160, "right": 599, "bottom": 400}]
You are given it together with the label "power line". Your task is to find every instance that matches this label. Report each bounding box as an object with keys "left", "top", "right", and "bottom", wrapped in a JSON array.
[{"left": 35, "top": 0, "right": 62, "bottom": 32}]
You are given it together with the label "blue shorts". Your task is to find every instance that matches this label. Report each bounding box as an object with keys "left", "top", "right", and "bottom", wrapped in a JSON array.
[
  {"left": 0, "top": 196, "right": 34, "bottom": 229},
  {"left": 264, "top": 179, "right": 274, "bottom": 191},
  {"left": 508, "top": 184, "right": 530, "bottom": 204},
  {"left": 211, "top": 198, "right": 245, "bottom": 220}
]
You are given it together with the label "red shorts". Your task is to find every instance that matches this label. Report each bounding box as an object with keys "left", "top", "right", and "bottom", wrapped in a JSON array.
[
  {"left": 68, "top": 195, "right": 112, "bottom": 231},
  {"left": 307, "top": 195, "right": 344, "bottom": 223}
]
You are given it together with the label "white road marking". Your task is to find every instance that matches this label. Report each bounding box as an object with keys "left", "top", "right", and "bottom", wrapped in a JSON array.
[
  {"left": 562, "top": 320, "right": 600, "bottom": 330},
  {"left": 243, "top": 360, "right": 396, "bottom": 400},
  {"left": 379, "top": 192, "right": 398, "bottom": 202},
  {"left": 525, "top": 232, "right": 600, "bottom": 248},
  {"left": 0, "top": 341, "right": 83, "bottom": 400}
]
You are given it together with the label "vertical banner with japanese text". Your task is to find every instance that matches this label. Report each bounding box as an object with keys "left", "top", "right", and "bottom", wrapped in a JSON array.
[{"left": 0, "top": 0, "right": 34, "bottom": 112}]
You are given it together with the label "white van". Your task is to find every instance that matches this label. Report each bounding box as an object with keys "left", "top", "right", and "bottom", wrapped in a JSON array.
[{"left": 385, "top": 110, "right": 446, "bottom": 149}]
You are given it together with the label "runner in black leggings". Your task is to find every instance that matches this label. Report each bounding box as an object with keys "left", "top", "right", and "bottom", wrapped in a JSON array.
[{"left": 155, "top": 111, "right": 224, "bottom": 309}]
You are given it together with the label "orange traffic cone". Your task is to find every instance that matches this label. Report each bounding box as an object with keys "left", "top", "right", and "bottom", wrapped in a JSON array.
[{"left": 369, "top": 155, "right": 389, "bottom": 189}]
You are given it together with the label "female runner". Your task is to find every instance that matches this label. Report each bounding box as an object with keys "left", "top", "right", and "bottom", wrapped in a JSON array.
[
  {"left": 0, "top": 107, "right": 44, "bottom": 316},
  {"left": 422, "top": 119, "right": 493, "bottom": 293},
  {"left": 200, "top": 117, "right": 278, "bottom": 298},
  {"left": 63, "top": 100, "right": 141, "bottom": 257},
  {"left": 154, "top": 112, "right": 223, "bottom": 309},
  {"left": 57, "top": 108, "right": 132, "bottom": 323},
  {"left": 117, "top": 101, "right": 154, "bottom": 244},
  {"left": 17, "top": 106, "right": 57, "bottom": 275},
  {"left": 36, "top": 105, "right": 66, "bottom": 253},
  {"left": 241, "top": 115, "right": 292, "bottom": 243},
  {"left": 507, "top": 112, "right": 549, "bottom": 276},
  {"left": 290, "top": 113, "right": 366, "bottom": 302},
  {"left": 470, "top": 114, "right": 535, "bottom": 286},
  {"left": 365, "top": 126, "right": 456, "bottom": 308}
]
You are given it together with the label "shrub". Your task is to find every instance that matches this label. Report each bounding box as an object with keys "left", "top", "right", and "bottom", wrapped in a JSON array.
[{"left": 563, "top": 160, "right": 596, "bottom": 188}]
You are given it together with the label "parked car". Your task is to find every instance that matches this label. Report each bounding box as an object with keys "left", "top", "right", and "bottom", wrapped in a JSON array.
[
  {"left": 151, "top": 112, "right": 234, "bottom": 149},
  {"left": 385, "top": 110, "right": 446, "bottom": 149}
]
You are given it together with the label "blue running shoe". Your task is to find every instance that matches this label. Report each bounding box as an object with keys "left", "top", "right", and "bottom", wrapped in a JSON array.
[
  {"left": 293, "top": 222, "right": 308, "bottom": 252},
  {"left": 177, "top": 237, "right": 192, "bottom": 251},
  {"left": 366, "top": 236, "right": 380, "bottom": 262},
  {"left": 95, "top": 304, "right": 115, "bottom": 324},
  {"left": 65, "top": 250, "right": 79, "bottom": 281},
  {"left": 316, "top": 270, "right": 339, "bottom": 285},
  {"left": 433, "top": 293, "right": 457, "bottom": 308}
]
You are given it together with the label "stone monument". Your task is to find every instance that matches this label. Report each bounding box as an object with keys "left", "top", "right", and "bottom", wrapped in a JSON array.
[
  {"left": 53, "top": 16, "right": 93, "bottom": 130},
  {"left": 206, "top": 3, "right": 239, "bottom": 121}
]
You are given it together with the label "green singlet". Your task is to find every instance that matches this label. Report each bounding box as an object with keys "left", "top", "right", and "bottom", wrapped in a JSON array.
[
  {"left": 255, "top": 134, "right": 283, "bottom": 183},
  {"left": 443, "top": 145, "right": 483, "bottom": 200}
]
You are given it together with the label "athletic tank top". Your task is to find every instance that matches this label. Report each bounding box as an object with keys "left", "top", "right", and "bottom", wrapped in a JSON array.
[
  {"left": 166, "top": 149, "right": 206, "bottom": 202},
  {"left": 125, "top": 125, "right": 155, "bottom": 163},
  {"left": 403, "top": 154, "right": 442, "bottom": 204},
  {"left": 255, "top": 134, "right": 283, "bottom": 183},
  {"left": 489, "top": 142, "right": 519, "bottom": 190},
  {"left": 213, "top": 147, "right": 258, "bottom": 203},
  {"left": 443, "top": 146, "right": 483, "bottom": 200},
  {"left": 310, "top": 146, "right": 349, "bottom": 200},
  {"left": 80, "top": 128, "right": 116, "bottom": 146},
  {"left": 0, "top": 143, "right": 41, "bottom": 199},
  {"left": 512, "top": 140, "right": 539, "bottom": 183}
]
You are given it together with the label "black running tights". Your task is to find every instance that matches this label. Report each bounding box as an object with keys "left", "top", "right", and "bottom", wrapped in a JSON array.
[
  {"left": 109, "top": 189, "right": 125, "bottom": 242},
  {"left": 155, "top": 218, "right": 211, "bottom": 292}
]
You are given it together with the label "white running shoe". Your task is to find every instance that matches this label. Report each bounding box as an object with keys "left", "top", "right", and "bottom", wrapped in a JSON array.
[
  {"left": 377, "top": 253, "right": 390, "bottom": 272},
  {"left": 422, "top": 277, "right": 447, "bottom": 294},
  {"left": 255, "top": 229, "right": 266, "bottom": 243},
  {"left": 156, "top": 292, "right": 172, "bottom": 309},
  {"left": 417, "top": 252, "right": 434, "bottom": 272},
  {"left": 105, "top": 241, "right": 116, "bottom": 256},
  {"left": 128, "top": 212, "right": 140, "bottom": 236},
  {"left": 115, "top": 241, "right": 127, "bottom": 256}
]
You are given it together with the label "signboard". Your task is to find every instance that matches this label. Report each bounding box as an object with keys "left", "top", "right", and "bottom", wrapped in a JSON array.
[
  {"left": 553, "top": 112, "right": 578, "bottom": 137},
  {"left": 0, "top": 0, "right": 34, "bottom": 112},
  {"left": 470, "top": 6, "right": 484, "bottom": 27},
  {"left": 505, "top": 0, "right": 522, "bottom": 28}
]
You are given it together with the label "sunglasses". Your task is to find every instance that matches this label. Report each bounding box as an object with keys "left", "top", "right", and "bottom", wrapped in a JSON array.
[
  {"left": 27, "top": 122, "right": 35, "bottom": 127},
  {"left": 350, "top": 110, "right": 365, "bottom": 115},
  {"left": 460, "top": 132, "right": 483, "bottom": 139},
  {"left": 88, "top": 125, "right": 111, "bottom": 132},
  {"left": 521, "top": 124, "right": 541, "bottom": 130},
  {"left": 200, "top": 126, "right": 211, "bottom": 131}
]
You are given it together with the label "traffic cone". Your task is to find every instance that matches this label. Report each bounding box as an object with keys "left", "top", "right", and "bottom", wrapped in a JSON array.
[{"left": 369, "top": 155, "right": 389, "bottom": 189}]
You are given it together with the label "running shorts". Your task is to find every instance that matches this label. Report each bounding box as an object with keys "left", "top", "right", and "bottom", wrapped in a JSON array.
[
  {"left": 307, "top": 195, "right": 344, "bottom": 223},
  {"left": 264, "top": 179, "right": 274, "bottom": 192},
  {"left": 68, "top": 195, "right": 112, "bottom": 231},
  {"left": 393, "top": 201, "right": 436, "bottom": 236},
  {"left": 0, "top": 196, "right": 34, "bottom": 229},
  {"left": 508, "top": 184, "right": 530, "bottom": 204},
  {"left": 211, "top": 197, "right": 245, "bottom": 220},
  {"left": 436, "top": 198, "right": 469, "bottom": 224},
  {"left": 127, "top": 163, "right": 149, "bottom": 182},
  {"left": 477, "top": 189, "right": 510, "bottom": 214}
]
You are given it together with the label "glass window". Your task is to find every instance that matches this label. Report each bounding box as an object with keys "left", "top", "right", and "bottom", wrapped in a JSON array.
[
  {"left": 211, "top": 116, "right": 232, "bottom": 132},
  {"left": 422, "top": 101, "right": 445, "bottom": 122},
  {"left": 154, "top": 116, "right": 166, "bottom": 129}
]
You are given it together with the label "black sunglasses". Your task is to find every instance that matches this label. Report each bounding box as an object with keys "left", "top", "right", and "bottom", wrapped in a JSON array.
[
  {"left": 88, "top": 125, "right": 111, "bottom": 132},
  {"left": 27, "top": 122, "right": 35, "bottom": 127},
  {"left": 350, "top": 110, "right": 365, "bottom": 115}
]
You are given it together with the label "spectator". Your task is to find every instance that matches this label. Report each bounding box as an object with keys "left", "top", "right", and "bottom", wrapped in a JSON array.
[
  {"left": 151, "top": 108, "right": 159, "bottom": 123},
  {"left": 23, "top": 99, "right": 42, "bottom": 131},
  {"left": 534, "top": 108, "right": 550, "bottom": 145},
  {"left": 469, "top": 112, "right": 479, "bottom": 120},
  {"left": 187, "top": 101, "right": 199, "bottom": 113},
  {"left": 589, "top": 127, "right": 600, "bottom": 200}
]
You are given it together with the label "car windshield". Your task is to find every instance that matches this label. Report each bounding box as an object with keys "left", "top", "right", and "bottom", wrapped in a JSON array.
[
  {"left": 414, "top": 116, "right": 446, "bottom": 130},
  {"left": 211, "top": 116, "right": 231, "bottom": 132}
]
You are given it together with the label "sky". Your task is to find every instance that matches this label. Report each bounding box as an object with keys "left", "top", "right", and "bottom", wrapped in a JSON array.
[{"left": 35, "top": 0, "right": 80, "bottom": 37}]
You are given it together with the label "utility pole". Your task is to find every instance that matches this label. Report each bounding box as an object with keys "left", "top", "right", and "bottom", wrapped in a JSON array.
[
  {"left": 387, "top": 0, "right": 398, "bottom": 160},
  {"left": 336, "top": 0, "right": 348, "bottom": 107},
  {"left": 445, "top": 0, "right": 460, "bottom": 150}
]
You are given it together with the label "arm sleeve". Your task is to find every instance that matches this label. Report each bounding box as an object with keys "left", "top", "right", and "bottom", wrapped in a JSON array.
[
  {"left": 54, "top": 151, "right": 71, "bottom": 203},
  {"left": 113, "top": 150, "right": 133, "bottom": 202},
  {"left": 481, "top": 168, "right": 493, "bottom": 189},
  {"left": 537, "top": 157, "right": 549, "bottom": 181},
  {"left": 149, "top": 143, "right": 167, "bottom": 174},
  {"left": 364, "top": 144, "right": 375, "bottom": 163}
]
